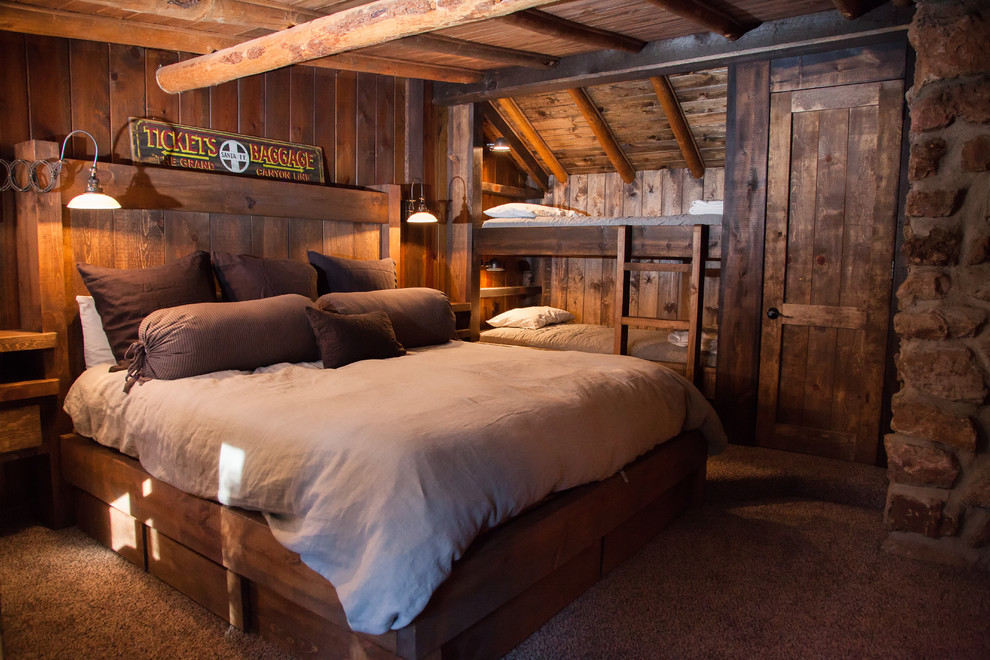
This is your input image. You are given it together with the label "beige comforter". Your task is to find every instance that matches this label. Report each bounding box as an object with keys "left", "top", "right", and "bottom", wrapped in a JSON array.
[{"left": 65, "top": 340, "right": 725, "bottom": 634}]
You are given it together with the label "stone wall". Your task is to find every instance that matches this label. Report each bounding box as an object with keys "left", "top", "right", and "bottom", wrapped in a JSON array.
[{"left": 884, "top": 0, "right": 990, "bottom": 567}]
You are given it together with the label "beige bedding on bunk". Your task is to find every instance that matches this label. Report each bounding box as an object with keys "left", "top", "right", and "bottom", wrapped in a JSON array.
[
  {"left": 481, "top": 323, "right": 717, "bottom": 367},
  {"left": 64, "top": 340, "right": 725, "bottom": 635}
]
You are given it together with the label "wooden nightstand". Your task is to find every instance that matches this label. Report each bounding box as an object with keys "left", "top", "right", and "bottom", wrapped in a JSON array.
[{"left": 0, "top": 331, "right": 59, "bottom": 457}]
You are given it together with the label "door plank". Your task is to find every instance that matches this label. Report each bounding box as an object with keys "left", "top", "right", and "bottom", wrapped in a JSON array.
[{"left": 780, "top": 303, "right": 866, "bottom": 329}]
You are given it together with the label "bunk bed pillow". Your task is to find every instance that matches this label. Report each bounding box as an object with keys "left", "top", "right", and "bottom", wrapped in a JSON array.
[
  {"left": 483, "top": 203, "right": 586, "bottom": 218},
  {"left": 76, "top": 295, "right": 116, "bottom": 368},
  {"left": 316, "top": 287, "right": 455, "bottom": 348},
  {"left": 77, "top": 250, "right": 217, "bottom": 362},
  {"left": 124, "top": 294, "right": 319, "bottom": 390},
  {"left": 212, "top": 252, "right": 318, "bottom": 301},
  {"left": 305, "top": 307, "right": 406, "bottom": 368},
  {"left": 307, "top": 252, "right": 397, "bottom": 295},
  {"left": 487, "top": 306, "right": 575, "bottom": 330}
]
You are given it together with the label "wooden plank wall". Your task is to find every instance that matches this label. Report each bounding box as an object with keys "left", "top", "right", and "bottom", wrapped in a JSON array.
[
  {"left": 479, "top": 168, "right": 723, "bottom": 329},
  {"left": 0, "top": 31, "right": 410, "bottom": 330}
]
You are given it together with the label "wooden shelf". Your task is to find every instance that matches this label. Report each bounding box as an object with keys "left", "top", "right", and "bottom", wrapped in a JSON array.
[
  {"left": 480, "top": 286, "right": 542, "bottom": 298},
  {"left": 0, "top": 379, "right": 60, "bottom": 404},
  {"left": 0, "top": 330, "right": 57, "bottom": 352},
  {"left": 450, "top": 302, "right": 472, "bottom": 313}
]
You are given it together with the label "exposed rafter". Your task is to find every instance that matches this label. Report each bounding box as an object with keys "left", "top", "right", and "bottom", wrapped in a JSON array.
[
  {"left": 493, "top": 98, "right": 569, "bottom": 184},
  {"left": 155, "top": 0, "right": 562, "bottom": 93},
  {"left": 63, "top": 0, "right": 318, "bottom": 31},
  {"left": 649, "top": 76, "right": 705, "bottom": 179},
  {"left": 567, "top": 88, "right": 636, "bottom": 184},
  {"left": 480, "top": 103, "right": 550, "bottom": 192},
  {"left": 0, "top": 1, "right": 483, "bottom": 84},
  {"left": 497, "top": 9, "right": 646, "bottom": 54},
  {"left": 641, "top": 0, "right": 756, "bottom": 40},
  {"left": 401, "top": 34, "right": 558, "bottom": 69}
]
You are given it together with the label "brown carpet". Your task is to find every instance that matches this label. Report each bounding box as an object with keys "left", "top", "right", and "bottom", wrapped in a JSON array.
[{"left": 1, "top": 444, "right": 988, "bottom": 659}]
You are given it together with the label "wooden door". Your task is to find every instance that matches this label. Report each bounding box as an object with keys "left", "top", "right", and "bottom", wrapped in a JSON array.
[{"left": 756, "top": 80, "right": 903, "bottom": 463}]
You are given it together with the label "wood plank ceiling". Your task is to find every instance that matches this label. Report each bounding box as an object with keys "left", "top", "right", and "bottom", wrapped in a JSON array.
[{"left": 1, "top": 0, "right": 906, "bottom": 185}]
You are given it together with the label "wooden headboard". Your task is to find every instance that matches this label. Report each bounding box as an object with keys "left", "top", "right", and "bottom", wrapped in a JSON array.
[{"left": 13, "top": 139, "right": 402, "bottom": 412}]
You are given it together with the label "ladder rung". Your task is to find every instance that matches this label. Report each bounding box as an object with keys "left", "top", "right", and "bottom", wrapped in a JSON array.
[
  {"left": 624, "top": 262, "right": 691, "bottom": 273},
  {"left": 620, "top": 317, "right": 690, "bottom": 330}
]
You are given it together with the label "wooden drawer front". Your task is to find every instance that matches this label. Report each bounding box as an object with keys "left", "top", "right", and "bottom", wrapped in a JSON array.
[{"left": 0, "top": 404, "right": 42, "bottom": 452}]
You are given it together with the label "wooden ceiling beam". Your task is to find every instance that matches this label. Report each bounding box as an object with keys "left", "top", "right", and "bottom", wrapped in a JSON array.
[
  {"left": 642, "top": 0, "right": 756, "bottom": 41},
  {"left": 435, "top": 6, "right": 914, "bottom": 104},
  {"left": 67, "top": 0, "right": 319, "bottom": 31},
  {"left": 155, "top": 0, "right": 562, "bottom": 93},
  {"left": 567, "top": 88, "right": 636, "bottom": 184},
  {"left": 830, "top": 0, "right": 888, "bottom": 20},
  {"left": 0, "top": 1, "right": 484, "bottom": 84},
  {"left": 401, "top": 34, "right": 559, "bottom": 69},
  {"left": 480, "top": 105, "right": 550, "bottom": 192},
  {"left": 649, "top": 76, "right": 705, "bottom": 179},
  {"left": 493, "top": 98, "right": 569, "bottom": 184},
  {"left": 498, "top": 9, "right": 646, "bottom": 54}
]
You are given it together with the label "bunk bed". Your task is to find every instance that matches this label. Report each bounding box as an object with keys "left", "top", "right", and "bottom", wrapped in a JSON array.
[
  {"left": 12, "top": 139, "right": 725, "bottom": 660},
  {"left": 474, "top": 210, "right": 722, "bottom": 395}
]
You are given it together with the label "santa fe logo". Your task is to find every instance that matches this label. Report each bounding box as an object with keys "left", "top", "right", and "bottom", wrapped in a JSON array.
[{"left": 219, "top": 140, "right": 250, "bottom": 173}]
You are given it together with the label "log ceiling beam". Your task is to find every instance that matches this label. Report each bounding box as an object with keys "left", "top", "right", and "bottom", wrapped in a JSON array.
[
  {"left": 830, "top": 0, "right": 888, "bottom": 20},
  {"left": 481, "top": 181, "right": 544, "bottom": 200},
  {"left": 480, "top": 105, "right": 550, "bottom": 192},
  {"left": 567, "top": 88, "right": 636, "bottom": 184},
  {"left": 642, "top": 0, "right": 756, "bottom": 41},
  {"left": 0, "top": 1, "right": 484, "bottom": 84},
  {"left": 155, "top": 0, "right": 562, "bottom": 93},
  {"left": 401, "top": 34, "right": 558, "bottom": 69},
  {"left": 493, "top": 98, "right": 568, "bottom": 184},
  {"left": 497, "top": 9, "right": 646, "bottom": 54},
  {"left": 435, "top": 6, "right": 914, "bottom": 104},
  {"left": 649, "top": 76, "right": 705, "bottom": 179}
]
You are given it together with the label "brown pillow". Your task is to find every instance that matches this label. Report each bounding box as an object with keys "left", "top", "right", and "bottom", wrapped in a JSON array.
[
  {"left": 315, "top": 287, "right": 455, "bottom": 348},
  {"left": 212, "top": 252, "right": 317, "bottom": 301},
  {"left": 304, "top": 307, "right": 406, "bottom": 369},
  {"left": 77, "top": 251, "right": 216, "bottom": 361},
  {"left": 125, "top": 294, "right": 319, "bottom": 389},
  {"left": 307, "top": 251, "right": 396, "bottom": 295}
]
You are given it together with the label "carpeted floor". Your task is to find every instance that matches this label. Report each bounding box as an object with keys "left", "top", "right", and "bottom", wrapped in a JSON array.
[{"left": 1, "top": 444, "right": 988, "bottom": 659}]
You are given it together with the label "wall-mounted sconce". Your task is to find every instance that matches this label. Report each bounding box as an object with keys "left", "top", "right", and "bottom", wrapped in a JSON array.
[
  {"left": 487, "top": 137, "right": 511, "bottom": 153},
  {"left": 480, "top": 258, "right": 504, "bottom": 272},
  {"left": 405, "top": 179, "right": 438, "bottom": 223},
  {"left": 0, "top": 130, "right": 120, "bottom": 210}
]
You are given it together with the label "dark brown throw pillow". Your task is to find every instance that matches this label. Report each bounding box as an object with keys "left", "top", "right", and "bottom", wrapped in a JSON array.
[
  {"left": 307, "top": 251, "right": 397, "bottom": 295},
  {"left": 304, "top": 307, "right": 406, "bottom": 369},
  {"left": 212, "top": 252, "right": 318, "bottom": 301},
  {"left": 77, "top": 251, "right": 216, "bottom": 361},
  {"left": 315, "top": 287, "right": 456, "bottom": 349}
]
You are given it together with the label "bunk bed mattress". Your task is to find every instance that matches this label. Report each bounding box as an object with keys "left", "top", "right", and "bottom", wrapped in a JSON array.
[
  {"left": 480, "top": 213, "right": 723, "bottom": 228},
  {"left": 481, "top": 324, "right": 717, "bottom": 367},
  {"left": 64, "top": 340, "right": 725, "bottom": 635}
]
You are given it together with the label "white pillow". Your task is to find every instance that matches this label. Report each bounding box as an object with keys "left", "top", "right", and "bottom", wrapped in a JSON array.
[
  {"left": 76, "top": 295, "right": 116, "bottom": 368},
  {"left": 487, "top": 306, "right": 575, "bottom": 329},
  {"left": 483, "top": 203, "right": 584, "bottom": 219}
]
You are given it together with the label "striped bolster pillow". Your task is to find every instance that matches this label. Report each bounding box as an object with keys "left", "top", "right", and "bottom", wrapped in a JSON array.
[{"left": 124, "top": 294, "right": 319, "bottom": 391}]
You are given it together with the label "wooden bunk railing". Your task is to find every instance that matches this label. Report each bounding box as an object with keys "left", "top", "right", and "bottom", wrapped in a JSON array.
[{"left": 614, "top": 224, "right": 707, "bottom": 387}]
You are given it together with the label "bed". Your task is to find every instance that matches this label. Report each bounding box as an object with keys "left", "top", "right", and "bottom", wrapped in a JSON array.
[
  {"left": 474, "top": 205, "right": 723, "bottom": 392},
  {"left": 14, "top": 139, "right": 726, "bottom": 659}
]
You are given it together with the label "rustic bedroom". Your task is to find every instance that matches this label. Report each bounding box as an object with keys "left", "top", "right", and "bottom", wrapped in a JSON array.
[{"left": 0, "top": 0, "right": 987, "bottom": 658}]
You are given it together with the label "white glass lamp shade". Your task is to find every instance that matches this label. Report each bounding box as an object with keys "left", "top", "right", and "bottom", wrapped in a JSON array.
[{"left": 408, "top": 209, "right": 438, "bottom": 223}]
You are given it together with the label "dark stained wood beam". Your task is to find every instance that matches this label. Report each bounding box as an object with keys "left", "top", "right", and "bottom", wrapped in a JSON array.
[
  {"left": 649, "top": 76, "right": 705, "bottom": 178},
  {"left": 493, "top": 97, "right": 569, "bottom": 184},
  {"left": 567, "top": 87, "right": 636, "bottom": 184},
  {"left": 480, "top": 104, "right": 550, "bottom": 192},
  {"left": 434, "top": 6, "right": 914, "bottom": 105},
  {"left": 0, "top": 1, "right": 484, "bottom": 84},
  {"left": 642, "top": 0, "right": 756, "bottom": 41},
  {"left": 830, "top": 0, "right": 888, "bottom": 20},
  {"left": 402, "top": 34, "right": 558, "bottom": 69},
  {"left": 155, "top": 0, "right": 562, "bottom": 93},
  {"left": 498, "top": 9, "right": 646, "bottom": 54}
]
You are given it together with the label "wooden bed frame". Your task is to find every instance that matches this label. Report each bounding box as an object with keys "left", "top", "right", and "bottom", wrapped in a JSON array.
[
  {"left": 474, "top": 222, "right": 721, "bottom": 395},
  {"left": 14, "top": 139, "right": 709, "bottom": 659}
]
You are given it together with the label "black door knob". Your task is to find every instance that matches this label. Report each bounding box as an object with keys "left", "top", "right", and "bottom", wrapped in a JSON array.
[{"left": 767, "top": 307, "right": 782, "bottom": 320}]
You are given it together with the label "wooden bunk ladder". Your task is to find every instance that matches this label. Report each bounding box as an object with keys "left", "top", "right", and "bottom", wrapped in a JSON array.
[{"left": 613, "top": 224, "right": 708, "bottom": 386}]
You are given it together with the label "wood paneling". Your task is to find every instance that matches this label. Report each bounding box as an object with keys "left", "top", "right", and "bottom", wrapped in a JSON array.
[{"left": 0, "top": 31, "right": 409, "bottom": 330}]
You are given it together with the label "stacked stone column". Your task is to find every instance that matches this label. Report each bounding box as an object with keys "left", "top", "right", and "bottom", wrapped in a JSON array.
[{"left": 885, "top": 0, "right": 990, "bottom": 566}]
